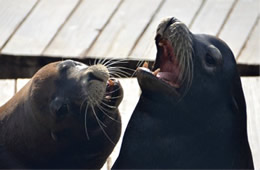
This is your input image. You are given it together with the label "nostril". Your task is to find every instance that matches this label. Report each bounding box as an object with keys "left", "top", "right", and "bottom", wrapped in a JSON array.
[{"left": 88, "top": 72, "right": 104, "bottom": 82}]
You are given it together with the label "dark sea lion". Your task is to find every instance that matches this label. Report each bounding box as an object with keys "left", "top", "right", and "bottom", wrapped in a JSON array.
[
  {"left": 0, "top": 60, "right": 123, "bottom": 169},
  {"left": 113, "top": 17, "right": 254, "bottom": 169}
]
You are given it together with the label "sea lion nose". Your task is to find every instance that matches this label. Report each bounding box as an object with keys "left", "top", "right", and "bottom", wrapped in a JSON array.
[{"left": 87, "top": 72, "right": 104, "bottom": 82}]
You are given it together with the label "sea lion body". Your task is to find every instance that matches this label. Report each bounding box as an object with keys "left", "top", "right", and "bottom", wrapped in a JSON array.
[
  {"left": 113, "top": 17, "right": 254, "bottom": 169},
  {"left": 0, "top": 60, "right": 123, "bottom": 169}
]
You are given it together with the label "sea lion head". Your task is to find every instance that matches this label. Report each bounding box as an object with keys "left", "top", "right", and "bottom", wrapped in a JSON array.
[
  {"left": 29, "top": 60, "right": 123, "bottom": 143},
  {"left": 8, "top": 60, "right": 123, "bottom": 168},
  {"left": 112, "top": 17, "right": 253, "bottom": 169},
  {"left": 137, "top": 17, "right": 238, "bottom": 104}
]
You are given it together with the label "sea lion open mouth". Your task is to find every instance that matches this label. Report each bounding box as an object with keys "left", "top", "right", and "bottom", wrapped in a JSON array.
[
  {"left": 137, "top": 17, "right": 193, "bottom": 98},
  {"left": 105, "top": 79, "right": 122, "bottom": 108}
]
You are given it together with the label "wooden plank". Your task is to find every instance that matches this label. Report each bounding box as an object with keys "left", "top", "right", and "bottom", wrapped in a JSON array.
[
  {"left": 0, "top": 0, "right": 38, "bottom": 50},
  {"left": 130, "top": 0, "right": 203, "bottom": 60},
  {"left": 2, "top": 0, "right": 79, "bottom": 55},
  {"left": 86, "top": 0, "right": 163, "bottom": 59},
  {"left": 43, "top": 0, "right": 121, "bottom": 57},
  {"left": 0, "top": 79, "right": 15, "bottom": 106},
  {"left": 241, "top": 77, "right": 260, "bottom": 169},
  {"left": 238, "top": 18, "right": 260, "bottom": 65},
  {"left": 218, "top": 0, "right": 259, "bottom": 57},
  {"left": 190, "top": 0, "right": 235, "bottom": 35},
  {"left": 16, "top": 79, "right": 30, "bottom": 92}
]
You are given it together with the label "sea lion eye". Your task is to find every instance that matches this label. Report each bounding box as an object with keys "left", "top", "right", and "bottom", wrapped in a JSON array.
[
  {"left": 205, "top": 53, "right": 217, "bottom": 66},
  {"left": 203, "top": 45, "right": 223, "bottom": 73}
]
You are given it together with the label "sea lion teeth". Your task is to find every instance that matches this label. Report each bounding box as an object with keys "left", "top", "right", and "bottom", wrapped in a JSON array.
[
  {"left": 152, "top": 68, "right": 160, "bottom": 76},
  {"left": 142, "top": 61, "right": 149, "bottom": 68},
  {"left": 158, "top": 42, "right": 163, "bottom": 46},
  {"left": 108, "top": 79, "right": 114, "bottom": 86},
  {"left": 105, "top": 95, "right": 112, "bottom": 100}
]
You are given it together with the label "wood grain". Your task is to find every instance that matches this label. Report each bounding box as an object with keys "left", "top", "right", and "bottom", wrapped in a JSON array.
[
  {"left": 86, "top": 0, "right": 162, "bottom": 59},
  {"left": 2, "top": 0, "right": 79, "bottom": 55},
  {"left": 218, "top": 0, "right": 259, "bottom": 57},
  {"left": 238, "top": 18, "right": 260, "bottom": 65},
  {"left": 44, "top": 0, "right": 121, "bottom": 57},
  {"left": 190, "top": 0, "right": 235, "bottom": 35},
  {"left": 0, "top": 0, "right": 37, "bottom": 49}
]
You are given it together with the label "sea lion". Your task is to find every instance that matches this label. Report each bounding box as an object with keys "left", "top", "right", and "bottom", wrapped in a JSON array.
[
  {"left": 113, "top": 17, "right": 254, "bottom": 169},
  {"left": 0, "top": 60, "right": 123, "bottom": 169}
]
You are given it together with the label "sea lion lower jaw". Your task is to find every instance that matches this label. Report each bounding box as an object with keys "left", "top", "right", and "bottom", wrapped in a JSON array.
[
  {"left": 113, "top": 17, "right": 254, "bottom": 169},
  {"left": 0, "top": 60, "right": 123, "bottom": 169}
]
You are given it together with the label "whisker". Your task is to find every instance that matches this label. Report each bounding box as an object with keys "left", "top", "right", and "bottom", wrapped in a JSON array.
[
  {"left": 109, "top": 71, "right": 129, "bottom": 78},
  {"left": 105, "top": 86, "right": 121, "bottom": 94},
  {"left": 108, "top": 66, "right": 135, "bottom": 72},
  {"left": 105, "top": 59, "right": 129, "bottom": 67},
  {"left": 80, "top": 98, "right": 88, "bottom": 114},
  {"left": 100, "top": 101, "right": 117, "bottom": 109},
  {"left": 108, "top": 68, "right": 132, "bottom": 76},
  {"left": 109, "top": 72, "right": 124, "bottom": 79},
  {"left": 96, "top": 104, "right": 121, "bottom": 123},
  {"left": 91, "top": 106, "right": 115, "bottom": 145},
  {"left": 84, "top": 103, "right": 90, "bottom": 140},
  {"left": 105, "top": 95, "right": 123, "bottom": 100},
  {"left": 91, "top": 106, "right": 107, "bottom": 127}
]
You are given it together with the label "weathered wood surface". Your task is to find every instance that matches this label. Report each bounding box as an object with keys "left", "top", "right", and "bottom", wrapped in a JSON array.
[
  {"left": 2, "top": 0, "right": 80, "bottom": 55},
  {"left": 0, "top": 0, "right": 38, "bottom": 49},
  {"left": 218, "top": 0, "right": 259, "bottom": 57},
  {"left": 87, "top": 0, "right": 163, "bottom": 59},
  {"left": 190, "top": 0, "right": 235, "bottom": 35},
  {"left": 238, "top": 18, "right": 260, "bottom": 65},
  {"left": 43, "top": 0, "right": 122, "bottom": 57},
  {"left": 0, "top": 0, "right": 258, "bottom": 79}
]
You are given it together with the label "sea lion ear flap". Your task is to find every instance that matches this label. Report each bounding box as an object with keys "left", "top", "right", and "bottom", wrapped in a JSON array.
[{"left": 50, "top": 97, "right": 68, "bottom": 117}]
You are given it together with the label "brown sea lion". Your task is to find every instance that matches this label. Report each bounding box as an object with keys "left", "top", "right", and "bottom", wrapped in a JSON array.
[
  {"left": 0, "top": 60, "right": 123, "bottom": 169},
  {"left": 112, "top": 17, "right": 254, "bottom": 169}
]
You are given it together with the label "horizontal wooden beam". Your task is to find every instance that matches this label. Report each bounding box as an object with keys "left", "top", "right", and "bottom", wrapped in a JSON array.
[{"left": 0, "top": 54, "right": 259, "bottom": 79}]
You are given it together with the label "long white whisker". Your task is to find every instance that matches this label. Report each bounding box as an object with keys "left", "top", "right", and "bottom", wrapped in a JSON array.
[
  {"left": 100, "top": 101, "right": 117, "bottom": 109},
  {"left": 96, "top": 104, "right": 121, "bottom": 123},
  {"left": 84, "top": 103, "right": 90, "bottom": 140},
  {"left": 91, "top": 106, "right": 115, "bottom": 145},
  {"left": 108, "top": 69, "right": 132, "bottom": 76},
  {"left": 109, "top": 73, "right": 123, "bottom": 79},
  {"left": 106, "top": 86, "right": 121, "bottom": 94},
  {"left": 108, "top": 66, "right": 135, "bottom": 72},
  {"left": 109, "top": 72, "right": 128, "bottom": 78}
]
